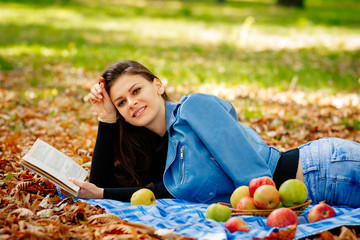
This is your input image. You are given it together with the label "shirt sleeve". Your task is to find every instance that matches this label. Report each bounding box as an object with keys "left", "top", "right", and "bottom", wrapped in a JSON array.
[
  {"left": 180, "top": 94, "right": 273, "bottom": 186},
  {"left": 89, "top": 121, "right": 118, "bottom": 188},
  {"left": 90, "top": 122, "right": 174, "bottom": 201},
  {"left": 104, "top": 185, "right": 174, "bottom": 202}
]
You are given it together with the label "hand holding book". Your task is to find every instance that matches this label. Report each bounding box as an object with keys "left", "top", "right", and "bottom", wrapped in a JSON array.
[
  {"left": 20, "top": 139, "right": 88, "bottom": 197},
  {"left": 67, "top": 177, "right": 104, "bottom": 199}
]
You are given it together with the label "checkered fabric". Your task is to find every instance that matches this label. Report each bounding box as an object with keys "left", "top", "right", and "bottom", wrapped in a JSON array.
[{"left": 80, "top": 197, "right": 360, "bottom": 240}]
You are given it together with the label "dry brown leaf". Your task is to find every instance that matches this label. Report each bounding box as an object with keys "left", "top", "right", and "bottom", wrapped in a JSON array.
[
  {"left": 155, "top": 228, "right": 198, "bottom": 240},
  {"left": 37, "top": 208, "right": 54, "bottom": 218},
  {"left": 7, "top": 208, "right": 35, "bottom": 220},
  {"left": 319, "top": 231, "right": 335, "bottom": 240},
  {"left": 39, "top": 193, "right": 51, "bottom": 209},
  {"left": 303, "top": 226, "right": 360, "bottom": 240},
  {"left": 88, "top": 213, "right": 124, "bottom": 224},
  {"left": 253, "top": 225, "right": 297, "bottom": 240},
  {"left": 338, "top": 226, "right": 358, "bottom": 240}
]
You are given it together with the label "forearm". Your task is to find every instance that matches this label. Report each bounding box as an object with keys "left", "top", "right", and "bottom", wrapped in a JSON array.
[{"left": 89, "top": 121, "right": 118, "bottom": 187}]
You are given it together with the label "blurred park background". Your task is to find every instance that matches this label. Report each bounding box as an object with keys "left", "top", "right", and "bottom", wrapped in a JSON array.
[
  {"left": 0, "top": 2, "right": 359, "bottom": 238},
  {"left": 0, "top": 0, "right": 359, "bottom": 156},
  {"left": 1, "top": 0, "right": 359, "bottom": 92}
]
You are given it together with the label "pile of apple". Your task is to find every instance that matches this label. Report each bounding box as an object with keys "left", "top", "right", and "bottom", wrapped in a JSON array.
[
  {"left": 231, "top": 176, "right": 308, "bottom": 211},
  {"left": 206, "top": 176, "right": 336, "bottom": 233},
  {"left": 128, "top": 182, "right": 337, "bottom": 233}
]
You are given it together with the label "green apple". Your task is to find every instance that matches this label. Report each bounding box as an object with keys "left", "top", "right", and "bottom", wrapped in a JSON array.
[
  {"left": 206, "top": 203, "right": 231, "bottom": 222},
  {"left": 279, "top": 179, "right": 308, "bottom": 207},
  {"left": 230, "top": 186, "right": 250, "bottom": 208},
  {"left": 130, "top": 188, "right": 156, "bottom": 206}
]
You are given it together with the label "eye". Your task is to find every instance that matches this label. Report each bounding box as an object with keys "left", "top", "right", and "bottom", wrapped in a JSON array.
[
  {"left": 117, "top": 100, "right": 125, "bottom": 107},
  {"left": 133, "top": 88, "right": 140, "bottom": 95}
]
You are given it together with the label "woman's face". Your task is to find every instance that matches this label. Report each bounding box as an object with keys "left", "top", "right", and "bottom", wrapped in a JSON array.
[{"left": 109, "top": 74, "right": 166, "bottom": 135}]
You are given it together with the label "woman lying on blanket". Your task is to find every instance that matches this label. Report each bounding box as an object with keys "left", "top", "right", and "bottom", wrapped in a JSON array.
[{"left": 68, "top": 60, "right": 360, "bottom": 208}]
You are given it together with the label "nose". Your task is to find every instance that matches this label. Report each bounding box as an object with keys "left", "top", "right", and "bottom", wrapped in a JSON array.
[{"left": 128, "top": 97, "right": 137, "bottom": 108}]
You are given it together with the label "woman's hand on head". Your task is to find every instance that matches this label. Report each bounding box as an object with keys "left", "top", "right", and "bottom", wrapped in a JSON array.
[
  {"left": 68, "top": 177, "right": 104, "bottom": 199},
  {"left": 88, "top": 77, "right": 117, "bottom": 121}
]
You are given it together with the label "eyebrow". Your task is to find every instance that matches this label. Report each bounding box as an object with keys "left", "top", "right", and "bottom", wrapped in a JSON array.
[
  {"left": 128, "top": 83, "right": 139, "bottom": 93},
  {"left": 113, "top": 82, "right": 139, "bottom": 104}
]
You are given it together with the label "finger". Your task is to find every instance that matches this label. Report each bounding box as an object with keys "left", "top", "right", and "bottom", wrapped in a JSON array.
[
  {"left": 89, "top": 96, "right": 101, "bottom": 105},
  {"left": 84, "top": 93, "right": 92, "bottom": 102},
  {"left": 88, "top": 93, "right": 99, "bottom": 103},
  {"left": 68, "top": 177, "right": 82, "bottom": 187},
  {"left": 101, "top": 88, "right": 111, "bottom": 102},
  {"left": 98, "top": 83, "right": 112, "bottom": 101},
  {"left": 91, "top": 88, "right": 103, "bottom": 100},
  {"left": 91, "top": 87, "right": 99, "bottom": 96},
  {"left": 93, "top": 84, "right": 103, "bottom": 95},
  {"left": 98, "top": 77, "right": 105, "bottom": 85}
]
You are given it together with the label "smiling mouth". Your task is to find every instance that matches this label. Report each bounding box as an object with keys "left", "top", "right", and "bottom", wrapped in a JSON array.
[{"left": 133, "top": 106, "right": 146, "bottom": 117}]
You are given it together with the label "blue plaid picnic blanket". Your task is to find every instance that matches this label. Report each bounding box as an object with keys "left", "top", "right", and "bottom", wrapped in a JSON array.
[{"left": 78, "top": 197, "right": 360, "bottom": 240}]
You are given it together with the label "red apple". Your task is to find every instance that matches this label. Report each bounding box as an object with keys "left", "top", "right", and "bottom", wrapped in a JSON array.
[
  {"left": 236, "top": 196, "right": 257, "bottom": 210},
  {"left": 249, "top": 176, "right": 276, "bottom": 197},
  {"left": 225, "top": 217, "right": 250, "bottom": 232},
  {"left": 267, "top": 208, "right": 299, "bottom": 227},
  {"left": 253, "top": 185, "right": 280, "bottom": 209},
  {"left": 308, "top": 202, "right": 336, "bottom": 223}
]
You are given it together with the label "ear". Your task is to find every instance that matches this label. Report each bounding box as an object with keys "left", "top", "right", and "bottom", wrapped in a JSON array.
[{"left": 153, "top": 78, "right": 165, "bottom": 95}]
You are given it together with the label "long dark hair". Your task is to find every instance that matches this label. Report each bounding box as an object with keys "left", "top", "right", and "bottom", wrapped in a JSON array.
[{"left": 101, "top": 60, "right": 170, "bottom": 187}]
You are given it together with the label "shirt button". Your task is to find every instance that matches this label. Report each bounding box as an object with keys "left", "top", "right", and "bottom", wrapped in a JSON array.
[{"left": 209, "top": 192, "right": 214, "bottom": 196}]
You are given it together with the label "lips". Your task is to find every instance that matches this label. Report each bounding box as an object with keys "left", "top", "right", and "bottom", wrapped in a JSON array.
[{"left": 133, "top": 106, "right": 146, "bottom": 118}]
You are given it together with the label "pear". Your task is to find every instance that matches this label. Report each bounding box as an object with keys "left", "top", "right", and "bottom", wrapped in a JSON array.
[{"left": 130, "top": 188, "right": 156, "bottom": 206}]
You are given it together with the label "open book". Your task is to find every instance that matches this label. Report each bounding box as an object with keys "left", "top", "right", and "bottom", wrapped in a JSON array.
[{"left": 20, "top": 138, "right": 88, "bottom": 197}]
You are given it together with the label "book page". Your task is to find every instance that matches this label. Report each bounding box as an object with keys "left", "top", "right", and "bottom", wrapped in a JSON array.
[{"left": 21, "top": 138, "right": 88, "bottom": 194}]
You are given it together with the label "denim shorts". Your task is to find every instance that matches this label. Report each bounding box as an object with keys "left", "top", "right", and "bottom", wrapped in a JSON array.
[{"left": 299, "top": 137, "right": 360, "bottom": 208}]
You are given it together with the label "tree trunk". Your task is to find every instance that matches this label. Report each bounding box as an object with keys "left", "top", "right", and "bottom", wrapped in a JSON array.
[{"left": 277, "top": 0, "right": 304, "bottom": 8}]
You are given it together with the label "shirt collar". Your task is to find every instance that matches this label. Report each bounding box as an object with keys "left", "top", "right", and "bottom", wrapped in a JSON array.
[{"left": 165, "top": 100, "right": 177, "bottom": 130}]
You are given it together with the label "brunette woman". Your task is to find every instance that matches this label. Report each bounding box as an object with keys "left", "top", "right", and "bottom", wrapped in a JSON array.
[{"left": 69, "top": 60, "right": 360, "bottom": 207}]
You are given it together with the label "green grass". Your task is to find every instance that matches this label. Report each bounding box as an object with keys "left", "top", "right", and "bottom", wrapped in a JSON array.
[{"left": 0, "top": 0, "right": 359, "bottom": 93}]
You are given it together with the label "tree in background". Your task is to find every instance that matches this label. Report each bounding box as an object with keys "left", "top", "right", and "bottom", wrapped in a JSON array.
[{"left": 277, "top": 0, "right": 304, "bottom": 8}]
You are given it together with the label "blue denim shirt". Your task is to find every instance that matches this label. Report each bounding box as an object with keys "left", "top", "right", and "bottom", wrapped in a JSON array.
[{"left": 163, "top": 93, "right": 281, "bottom": 203}]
